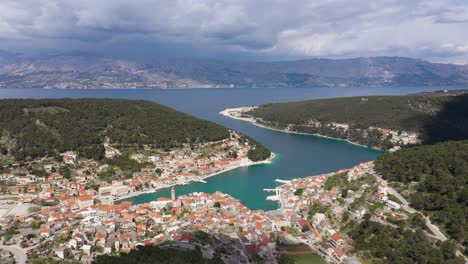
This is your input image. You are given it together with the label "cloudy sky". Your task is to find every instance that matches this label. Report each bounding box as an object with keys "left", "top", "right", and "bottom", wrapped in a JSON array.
[{"left": 1, "top": 0, "right": 468, "bottom": 63}]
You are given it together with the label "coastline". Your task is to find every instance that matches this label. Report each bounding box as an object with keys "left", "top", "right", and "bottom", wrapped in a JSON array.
[
  {"left": 220, "top": 107, "right": 385, "bottom": 151},
  {"left": 114, "top": 151, "right": 276, "bottom": 203}
]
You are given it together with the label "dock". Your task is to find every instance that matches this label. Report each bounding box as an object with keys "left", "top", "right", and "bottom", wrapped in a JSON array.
[
  {"left": 275, "top": 179, "right": 291, "bottom": 184},
  {"left": 266, "top": 195, "right": 279, "bottom": 201}
]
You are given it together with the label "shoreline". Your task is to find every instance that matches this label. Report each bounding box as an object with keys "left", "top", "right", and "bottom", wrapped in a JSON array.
[
  {"left": 114, "top": 152, "right": 276, "bottom": 203},
  {"left": 220, "top": 107, "right": 385, "bottom": 152}
]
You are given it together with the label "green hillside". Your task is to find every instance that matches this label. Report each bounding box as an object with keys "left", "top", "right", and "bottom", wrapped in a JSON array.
[
  {"left": 375, "top": 140, "right": 468, "bottom": 252},
  {"left": 0, "top": 99, "right": 233, "bottom": 161},
  {"left": 246, "top": 90, "right": 468, "bottom": 148}
]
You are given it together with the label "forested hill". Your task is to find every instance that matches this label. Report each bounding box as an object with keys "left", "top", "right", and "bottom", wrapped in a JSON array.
[
  {"left": 245, "top": 90, "right": 468, "bottom": 149},
  {"left": 0, "top": 99, "right": 231, "bottom": 161},
  {"left": 375, "top": 140, "right": 468, "bottom": 254}
]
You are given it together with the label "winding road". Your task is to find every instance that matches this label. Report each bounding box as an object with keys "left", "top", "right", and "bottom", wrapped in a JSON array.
[{"left": 374, "top": 174, "right": 448, "bottom": 241}]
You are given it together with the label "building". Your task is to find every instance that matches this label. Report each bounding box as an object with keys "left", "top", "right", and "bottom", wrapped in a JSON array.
[
  {"left": 76, "top": 195, "right": 94, "bottom": 209},
  {"left": 386, "top": 200, "right": 401, "bottom": 210}
]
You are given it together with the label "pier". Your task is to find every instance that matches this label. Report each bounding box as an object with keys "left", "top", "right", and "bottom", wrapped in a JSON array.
[
  {"left": 275, "top": 179, "right": 291, "bottom": 184},
  {"left": 263, "top": 188, "right": 283, "bottom": 205}
]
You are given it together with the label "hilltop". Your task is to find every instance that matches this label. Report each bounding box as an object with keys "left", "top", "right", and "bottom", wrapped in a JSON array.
[
  {"left": 228, "top": 90, "right": 468, "bottom": 149},
  {"left": 0, "top": 54, "right": 468, "bottom": 88},
  {"left": 0, "top": 99, "right": 270, "bottom": 162}
]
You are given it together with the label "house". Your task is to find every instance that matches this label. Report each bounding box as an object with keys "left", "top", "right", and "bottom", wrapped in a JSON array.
[
  {"left": 68, "top": 233, "right": 85, "bottom": 249},
  {"left": 54, "top": 247, "right": 70, "bottom": 259},
  {"left": 27, "top": 186, "right": 37, "bottom": 193},
  {"left": 76, "top": 195, "right": 94, "bottom": 209},
  {"left": 353, "top": 207, "right": 367, "bottom": 220},
  {"left": 333, "top": 249, "right": 347, "bottom": 263},
  {"left": 130, "top": 154, "right": 145, "bottom": 163},
  {"left": 40, "top": 227, "right": 51, "bottom": 237},
  {"left": 111, "top": 184, "right": 130, "bottom": 196},
  {"left": 81, "top": 244, "right": 92, "bottom": 255},
  {"left": 330, "top": 232, "right": 344, "bottom": 248},
  {"left": 104, "top": 239, "right": 115, "bottom": 254},
  {"left": 10, "top": 186, "right": 21, "bottom": 194},
  {"left": 99, "top": 184, "right": 113, "bottom": 196},
  {"left": 63, "top": 153, "right": 77, "bottom": 164},
  {"left": 105, "top": 147, "right": 121, "bottom": 159},
  {"left": 377, "top": 183, "right": 388, "bottom": 195},
  {"left": 296, "top": 220, "right": 310, "bottom": 232},
  {"left": 386, "top": 200, "right": 401, "bottom": 210},
  {"left": 374, "top": 208, "right": 384, "bottom": 219},
  {"left": 318, "top": 242, "right": 335, "bottom": 263}
]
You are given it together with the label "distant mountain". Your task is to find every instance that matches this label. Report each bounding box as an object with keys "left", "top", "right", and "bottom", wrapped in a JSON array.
[{"left": 0, "top": 54, "right": 467, "bottom": 88}]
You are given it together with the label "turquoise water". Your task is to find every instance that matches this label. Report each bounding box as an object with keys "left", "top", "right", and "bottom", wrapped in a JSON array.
[{"left": 0, "top": 86, "right": 459, "bottom": 210}]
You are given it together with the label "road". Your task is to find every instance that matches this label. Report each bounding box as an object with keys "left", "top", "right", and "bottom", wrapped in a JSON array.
[
  {"left": 423, "top": 216, "right": 448, "bottom": 241},
  {"left": 373, "top": 174, "right": 448, "bottom": 241},
  {"left": 0, "top": 245, "right": 27, "bottom": 264}
]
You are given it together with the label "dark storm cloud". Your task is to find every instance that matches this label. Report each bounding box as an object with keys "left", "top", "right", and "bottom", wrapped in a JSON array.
[{"left": 0, "top": 0, "right": 468, "bottom": 63}]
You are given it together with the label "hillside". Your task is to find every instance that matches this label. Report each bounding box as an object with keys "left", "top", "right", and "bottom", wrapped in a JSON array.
[
  {"left": 243, "top": 90, "right": 468, "bottom": 149},
  {"left": 375, "top": 140, "right": 468, "bottom": 254},
  {"left": 0, "top": 54, "right": 468, "bottom": 88},
  {"left": 0, "top": 99, "right": 269, "bottom": 162},
  {"left": 93, "top": 232, "right": 247, "bottom": 264}
]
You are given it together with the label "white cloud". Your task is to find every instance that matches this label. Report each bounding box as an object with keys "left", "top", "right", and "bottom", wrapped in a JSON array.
[{"left": 0, "top": 0, "right": 467, "bottom": 63}]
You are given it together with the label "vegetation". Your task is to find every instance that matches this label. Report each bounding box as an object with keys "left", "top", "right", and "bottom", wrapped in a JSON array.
[
  {"left": 307, "top": 202, "right": 330, "bottom": 220},
  {"left": 247, "top": 91, "right": 468, "bottom": 148},
  {"left": 106, "top": 155, "right": 144, "bottom": 174},
  {"left": 247, "top": 142, "right": 271, "bottom": 162},
  {"left": 293, "top": 188, "right": 304, "bottom": 196},
  {"left": 193, "top": 230, "right": 211, "bottom": 242},
  {"left": 0, "top": 99, "right": 230, "bottom": 161},
  {"left": 278, "top": 253, "right": 326, "bottom": 264},
  {"left": 94, "top": 245, "right": 223, "bottom": 264},
  {"left": 29, "top": 258, "right": 81, "bottom": 264},
  {"left": 324, "top": 172, "right": 375, "bottom": 193},
  {"left": 3, "top": 226, "right": 19, "bottom": 241},
  {"left": 375, "top": 140, "right": 467, "bottom": 247},
  {"left": 240, "top": 135, "right": 272, "bottom": 162},
  {"left": 323, "top": 172, "right": 348, "bottom": 190},
  {"left": 349, "top": 220, "right": 464, "bottom": 264}
]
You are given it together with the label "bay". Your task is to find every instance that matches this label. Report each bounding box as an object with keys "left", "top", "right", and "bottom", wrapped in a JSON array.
[{"left": 0, "top": 86, "right": 459, "bottom": 210}]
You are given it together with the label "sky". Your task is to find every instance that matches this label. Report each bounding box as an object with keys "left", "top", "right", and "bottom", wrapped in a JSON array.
[{"left": 1, "top": 0, "right": 468, "bottom": 64}]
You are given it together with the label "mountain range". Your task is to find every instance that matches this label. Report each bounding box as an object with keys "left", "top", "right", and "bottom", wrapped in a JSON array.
[{"left": 0, "top": 52, "right": 467, "bottom": 89}]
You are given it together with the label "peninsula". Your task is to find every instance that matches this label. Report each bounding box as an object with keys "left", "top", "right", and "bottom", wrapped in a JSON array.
[{"left": 221, "top": 90, "right": 468, "bottom": 150}]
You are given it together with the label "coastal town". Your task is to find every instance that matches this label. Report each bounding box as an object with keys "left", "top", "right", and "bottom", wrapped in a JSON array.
[
  {"left": 1, "top": 140, "right": 436, "bottom": 264},
  {"left": 0, "top": 129, "right": 272, "bottom": 204},
  {"left": 2, "top": 1, "right": 468, "bottom": 263},
  {"left": 0, "top": 130, "right": 276, "bottom": 262}
]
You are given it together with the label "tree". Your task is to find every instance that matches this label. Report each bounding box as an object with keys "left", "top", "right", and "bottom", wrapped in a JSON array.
[
  {"left": 341, "top": 189, "right": 348, "bottom": 198},
  {"left": 375, "top": 140, "right": 468, "bottom": 242},
  {"left": 59, "top": 166, "right": 71, "bottom": 179},
  {"left": 155, "top": 168, "right": 162, "bottom": 176},
  {"left": 294, "top": 188, "right": 304, "bottom": 196},
  {"left": 0, "top": 99, "right": 235, "bottom": 161}
]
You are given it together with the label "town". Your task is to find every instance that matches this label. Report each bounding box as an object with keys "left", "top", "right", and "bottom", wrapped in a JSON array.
[
  {"left": 0, "top": 130, "right": 276, "bottom": 263},
  {"left": 1, "top": 143, "right": 439, "bottom": 264}
]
